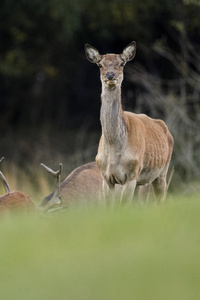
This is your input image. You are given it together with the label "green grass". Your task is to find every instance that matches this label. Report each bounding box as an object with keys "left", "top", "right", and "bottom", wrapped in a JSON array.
[{"left": 0, "top": 195, "right": 200, "bottom": 300}]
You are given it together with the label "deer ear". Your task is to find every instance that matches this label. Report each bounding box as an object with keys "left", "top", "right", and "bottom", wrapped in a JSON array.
[
  {"left": 85, "top": 44, "right": 102, "bottom": 63},
  {"left": 121, "top": 41, "right": 136, "bottom": 62}
]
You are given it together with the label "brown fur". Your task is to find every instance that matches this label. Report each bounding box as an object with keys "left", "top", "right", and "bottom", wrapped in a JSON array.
[
  {"left": 0, "top": 191, "right": 35, "bottom": 212},
  {"left": 0, "top": 161, "right": 35, "bottom": 212},
  {"left": 85, "top": 42, "right": 174, "bottom": 202},
  {"left": 60, "top": 162, "right": 103, "bottom": 203},
  {"left": 40, "top": 162, "right": 103, "bottom": 211}
]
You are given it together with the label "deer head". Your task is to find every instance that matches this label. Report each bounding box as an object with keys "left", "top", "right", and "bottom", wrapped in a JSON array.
[{"left": 85, "top": 41, "right": 136, "bottom": 90}]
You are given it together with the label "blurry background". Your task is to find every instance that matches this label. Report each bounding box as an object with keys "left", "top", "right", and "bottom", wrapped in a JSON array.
[{"left": 0, "top": 0, "right": 199, "bottom": 199}]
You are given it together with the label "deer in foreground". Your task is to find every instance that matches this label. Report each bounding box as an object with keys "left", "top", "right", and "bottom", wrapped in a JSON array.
[
  {"left": 39, "top": 161, "right": 103, "bottom": 211},
  {"left": 0, "top": 157, "right": 34, "bottom": 212},
  {"left": 85, "top": 41, "right": 174, "bottom": 203}
]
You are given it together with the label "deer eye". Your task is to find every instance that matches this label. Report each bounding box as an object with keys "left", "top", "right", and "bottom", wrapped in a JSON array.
[
  {"left": 121, "top": 62, "right": 125, "bottom": 67},
  {"left": 98, "top": 63, "right": 102, "bottom": 68}
]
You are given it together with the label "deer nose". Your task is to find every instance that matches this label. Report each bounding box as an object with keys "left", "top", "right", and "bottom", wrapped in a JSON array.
[{"left": 106, "top": 72, "right": 115, "bottom": 81}]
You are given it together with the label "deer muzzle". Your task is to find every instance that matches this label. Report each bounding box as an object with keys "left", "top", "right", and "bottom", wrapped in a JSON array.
[
  {"left": 105, "top": 72, "right": 116, "bottom": 81},
  {"left": 105, "top": 72, "right": 117, "bottom": 87}
]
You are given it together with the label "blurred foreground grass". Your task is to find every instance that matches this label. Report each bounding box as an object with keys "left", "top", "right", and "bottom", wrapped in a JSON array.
[{"left": 0, "top": 196, "right": 200, "bottom": 300}]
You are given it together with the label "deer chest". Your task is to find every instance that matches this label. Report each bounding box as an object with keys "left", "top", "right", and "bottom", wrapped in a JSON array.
[{"left": 96, "top": 146, "right": 140, "bottom": 186}]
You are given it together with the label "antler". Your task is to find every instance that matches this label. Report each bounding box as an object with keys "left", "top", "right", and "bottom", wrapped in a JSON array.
[
  {"left": 40, "top": 163, "right": 63, "bottom": 199},
  {"left": 0, "top": 157, "right": 11, "bottom": 193},
  {"left": 0, "top": 157, "right": 4, "bottom": 164}
]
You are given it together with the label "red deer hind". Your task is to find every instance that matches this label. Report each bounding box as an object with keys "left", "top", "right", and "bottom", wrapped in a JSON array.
[{"left": 85, "top": 41, "right": 174, "bottom": 203}]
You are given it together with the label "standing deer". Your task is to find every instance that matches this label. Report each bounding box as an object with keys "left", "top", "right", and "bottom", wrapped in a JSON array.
[
  {"left": 0, "top": 157, "right": 34, "bottom": 211},
  {"left": 85, "top": 41, "right": 174, "bottom": 203}
]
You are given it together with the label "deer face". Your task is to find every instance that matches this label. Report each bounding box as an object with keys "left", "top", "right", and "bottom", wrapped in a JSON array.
[
  {"left": 98, "top": 54, "right": 125, "bottom": 89},
  {"left": 85, "top": 41, "right": 136, "bottom": 90}
]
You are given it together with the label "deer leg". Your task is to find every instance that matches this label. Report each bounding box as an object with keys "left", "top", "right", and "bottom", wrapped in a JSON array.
[
  {"left": 152, "top": 164, "right": 170, "bottom": 203},
  {"left": 137, "top": 184, "right": 152, "bottom": 203},
  {"left": 152, "top": 174, "right": 167, "bottom": 203},
  {"left": 120, "top": 179, "right": 137, "bottom": 205},
  {"left": 102, "top": 179, "right": 115, "bottom": 204}
]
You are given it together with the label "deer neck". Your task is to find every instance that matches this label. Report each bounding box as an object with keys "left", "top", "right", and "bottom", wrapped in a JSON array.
[{"left": 100, "top": 85, "right": 127, "bottom": 147}]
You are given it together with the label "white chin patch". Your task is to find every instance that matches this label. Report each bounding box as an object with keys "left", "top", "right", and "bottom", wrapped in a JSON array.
[{"left": 105, "top": 80, "right": 117, "bottom": 85}]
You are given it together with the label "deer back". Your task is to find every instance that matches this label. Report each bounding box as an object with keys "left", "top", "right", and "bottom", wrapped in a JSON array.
[{"left": 0, "top": 191, "right": 35, "bottom": 212}]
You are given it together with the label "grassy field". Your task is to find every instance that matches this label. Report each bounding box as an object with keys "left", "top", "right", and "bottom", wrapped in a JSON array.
[{"left": 0, "top": 195, "right": 200, "bottom": 300}]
